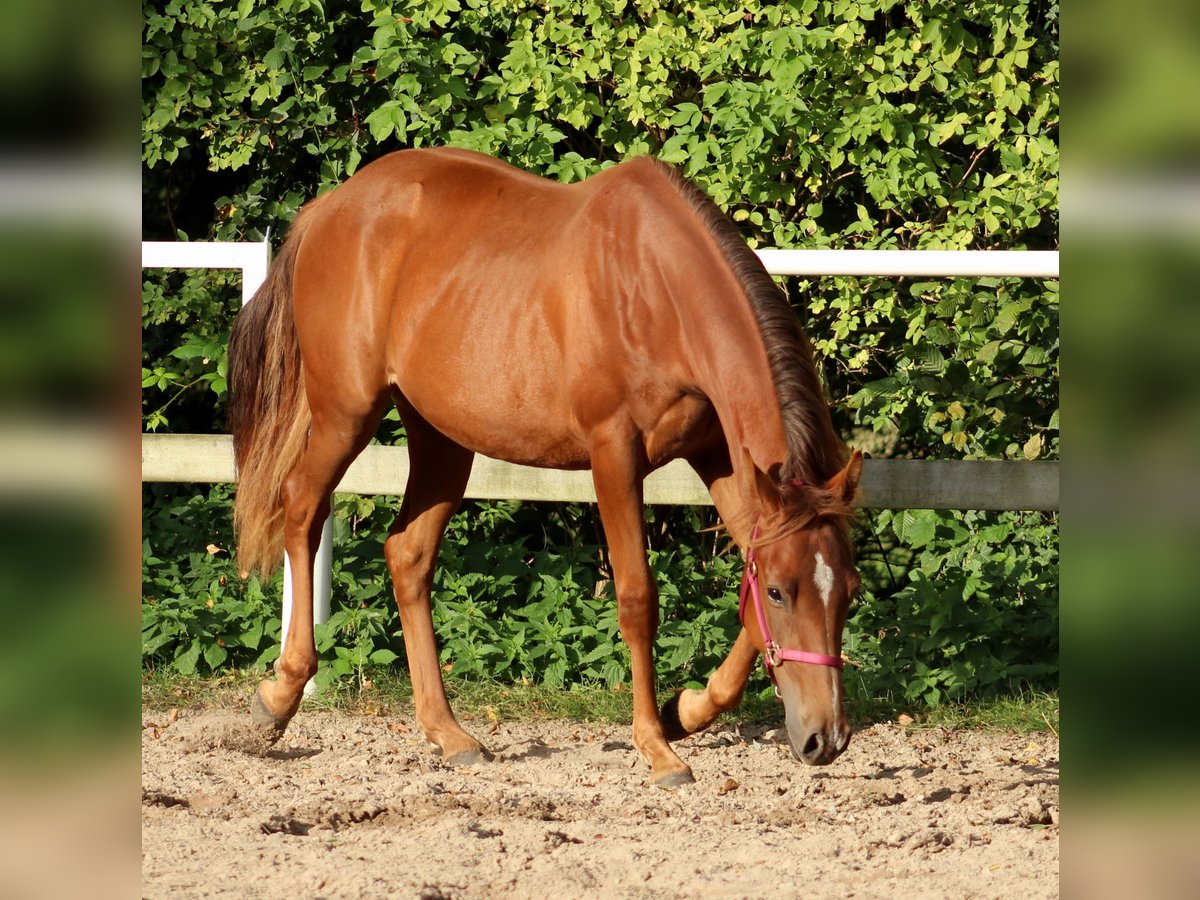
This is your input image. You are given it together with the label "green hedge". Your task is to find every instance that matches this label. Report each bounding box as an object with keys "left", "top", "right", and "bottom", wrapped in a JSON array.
[{"left": 142, "top": 0, "right": 1058, "bottom": 706}]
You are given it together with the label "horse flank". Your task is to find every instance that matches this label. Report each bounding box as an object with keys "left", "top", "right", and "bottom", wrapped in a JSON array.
[{"left": 652, "top": 161, "right": 847, "bottom": 486}]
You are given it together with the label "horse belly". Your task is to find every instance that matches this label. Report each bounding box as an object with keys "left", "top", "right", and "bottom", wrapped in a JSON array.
[
  {"left": 391, "top": 351, "right": 592, "bottom": 469},
  {"left": 429, "top": 401, "right": 591, "bottom": 470}
]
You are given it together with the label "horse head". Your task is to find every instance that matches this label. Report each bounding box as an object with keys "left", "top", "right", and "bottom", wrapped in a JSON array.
[{"left": 738, "top": 450, "right": 862, "bottom": 765}]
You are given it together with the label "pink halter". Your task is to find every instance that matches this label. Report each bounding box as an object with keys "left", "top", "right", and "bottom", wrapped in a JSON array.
[{"left": 738, "top": 518, "right": 844, "bottom": 689}]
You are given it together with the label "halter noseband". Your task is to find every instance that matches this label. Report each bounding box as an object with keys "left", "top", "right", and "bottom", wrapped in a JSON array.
[{"left": 737, "top": 497, "right": 844, "bottom": 692}]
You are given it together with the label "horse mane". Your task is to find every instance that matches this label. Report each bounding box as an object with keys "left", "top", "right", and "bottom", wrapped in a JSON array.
[{"left": 648, "top": 160, "right": 848, "bottom": 486}]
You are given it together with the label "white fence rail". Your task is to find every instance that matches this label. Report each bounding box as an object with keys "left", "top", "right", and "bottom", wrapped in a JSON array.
[
  {"left": 756, "top": 248, "right": 1058, "bottom": 278},
  {"left": 141, "top": 242, "right": 1059, "bottom": 658},
  {"left": 141, "top": 240, "right": 270, "bottom": 305}
]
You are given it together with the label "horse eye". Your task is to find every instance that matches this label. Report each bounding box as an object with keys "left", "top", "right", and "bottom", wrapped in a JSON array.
[{"left": 767, "top": 587, "right": 784, "bottom": 605}]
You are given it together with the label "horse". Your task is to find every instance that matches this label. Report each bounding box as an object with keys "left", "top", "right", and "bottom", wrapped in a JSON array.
[{"left": 227, "top": 147, "right": 863, "bottom": 787}]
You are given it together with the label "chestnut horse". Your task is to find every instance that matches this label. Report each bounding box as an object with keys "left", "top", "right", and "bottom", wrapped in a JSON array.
[{"left": 228, "top": 147, "right": 862, "bottom": 786}]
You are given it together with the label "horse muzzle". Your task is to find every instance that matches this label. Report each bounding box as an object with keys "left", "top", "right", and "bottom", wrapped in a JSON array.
[{"left": 785, "top": 718, "right": 853, "bottom": 766}]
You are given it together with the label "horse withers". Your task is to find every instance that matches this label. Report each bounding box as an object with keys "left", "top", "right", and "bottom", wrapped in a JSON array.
[{"left": 227, "top": 147, "right": 863, "bottom": 786}]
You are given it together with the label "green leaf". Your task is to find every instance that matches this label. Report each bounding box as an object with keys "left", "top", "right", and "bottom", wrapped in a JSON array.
[
  {"left": 924, "top": 322, "right": 953, "bottom": 345},
  {"left": 365, "top": 103, "right": 401, "bottom": 143},
  {"left": 1021, "top": 346, "right": 1051, "bottom": 367},
  {"left": 203, "top": 642, "right": 228, "bottom": 670},
  {"left": 976, "top": 340, "right": 1002, "bottom": 364},
  {"left": 912, "top": 345, "right": 946, "bottom": 374},
  {"left": 993, "top": 303, "right": 1022, "bottom": 335},
  {"left": 906, "top": 510, "right": 937, "bottom": 548},
  {"left": 175, "top": 639, "right": 201, "bottom": 676},
  {"left": 658, "top": 134, "right": 690, "bottom": 164}
]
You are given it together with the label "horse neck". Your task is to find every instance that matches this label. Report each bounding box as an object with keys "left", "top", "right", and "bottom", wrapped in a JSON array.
[{"left": 674, "top": 272, "right": 793, "bottom": 481}]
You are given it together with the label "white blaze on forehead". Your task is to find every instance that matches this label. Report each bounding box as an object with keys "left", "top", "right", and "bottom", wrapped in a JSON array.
[{"left": 813, "top": 551, "right": 835, "bottom": 610}]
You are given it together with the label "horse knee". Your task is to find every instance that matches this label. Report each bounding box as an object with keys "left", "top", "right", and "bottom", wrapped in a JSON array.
[
  {"left": 384, "top": 531, "right": 428, "bottom": 571},
  {"left": 384, "top": 533, "right": 436, "bottom": 608}
]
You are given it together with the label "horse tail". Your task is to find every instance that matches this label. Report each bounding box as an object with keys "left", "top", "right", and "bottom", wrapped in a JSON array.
[{"left": 227, "top": 212, "right": 316, "bottom": 579}]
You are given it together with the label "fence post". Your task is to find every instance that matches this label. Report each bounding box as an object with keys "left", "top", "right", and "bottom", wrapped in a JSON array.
[{"left": 282, "top": 517, "right": 332, "bottom": 669}]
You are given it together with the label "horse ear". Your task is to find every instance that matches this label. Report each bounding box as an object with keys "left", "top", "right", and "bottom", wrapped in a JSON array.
[
  {"left": 738, "top": 448, "right": 783, "bottom": 513},
  {"left": 824, "top": 449, "right": 863, "bottom": 504}
]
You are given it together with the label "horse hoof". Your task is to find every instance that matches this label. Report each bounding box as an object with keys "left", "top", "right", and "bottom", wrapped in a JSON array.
[
  {"left": 659, "top": 691, "right": 690, "bottom": 742},
  {"left": 444, "top": 747, "right": 489, "bottom": 767},
  {"left": 250, "top": 688, "right": 288, "bottom": 741},
  {"left": 652, "top": 768, "right": 696, "bottom": 789}
]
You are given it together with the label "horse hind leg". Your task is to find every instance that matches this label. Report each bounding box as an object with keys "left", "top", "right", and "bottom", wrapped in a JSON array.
[
  {"left": 383, "top": 418, "right": 484, "bottom": 764},
  {"left": 251, "top": 402, "right": 383, "bottom": 737}
]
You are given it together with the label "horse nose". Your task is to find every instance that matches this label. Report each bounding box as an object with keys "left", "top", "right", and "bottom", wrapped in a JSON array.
[
  {"left": 798, "top": 725, "right": 852, "bottom": 765},
  {"left": 799, "top": 731, "right": 829, "bottom": 765}
]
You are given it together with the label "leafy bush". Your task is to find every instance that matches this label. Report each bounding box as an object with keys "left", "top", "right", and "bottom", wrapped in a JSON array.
[
  {"left": 143, "top": 487, "right": 1056, "bottom": 706},
  {"left": 142, "top": 484, "right": 280, "bottom": 674},
  {"left": 851, "top": 508, "right": 1057, "bottom": 705},
  {"left": 142, "top": 0, "right": 1058, "bottom": 705}
]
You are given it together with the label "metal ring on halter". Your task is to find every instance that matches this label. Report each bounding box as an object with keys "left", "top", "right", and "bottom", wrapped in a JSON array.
[{"left": 764, "top": 642, "right": 782, "bottom": 669}]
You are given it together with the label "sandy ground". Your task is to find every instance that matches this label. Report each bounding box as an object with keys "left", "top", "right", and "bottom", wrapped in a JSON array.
[{"left": 142, "top": 705, "right": 1058, "bottom": 898}]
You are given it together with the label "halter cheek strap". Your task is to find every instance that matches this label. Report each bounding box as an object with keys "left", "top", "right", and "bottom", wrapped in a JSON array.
[{"left": 738, "top": 521, "right": 844, "bottom": 689}]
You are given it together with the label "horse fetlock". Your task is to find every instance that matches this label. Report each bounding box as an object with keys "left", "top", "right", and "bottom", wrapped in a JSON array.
[
  {"left": 659, "top": 691, "right": 692, "bottom": 742},
  {"left": 675, "top": 688, "right": 715, "bottom": 732},
  {"left": 274, "top": 656, "right": 318, "bottom": 685},
  {"left": 633, "top": 727, "right": 691, "bottom": 785},
  {"left": 660, "top": 688, "right": 719, "bottom": 741}
]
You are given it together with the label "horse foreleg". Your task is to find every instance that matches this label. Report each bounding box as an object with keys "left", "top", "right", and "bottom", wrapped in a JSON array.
[
  {"left": 657, "top": 446, "right": 762, "bottom": 740},
  {"left": 660, "top": 627, "right": 758, "bottom": 740},
  {"left": 385, "top": 426, "right": 485, "bottom": 764},
  {"left": 591, "top": 439, "right": 694, "bottom": 788}
]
